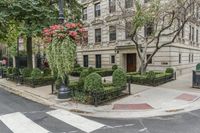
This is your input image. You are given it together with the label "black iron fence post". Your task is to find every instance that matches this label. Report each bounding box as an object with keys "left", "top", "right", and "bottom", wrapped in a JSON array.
[
  {"left": 128, "top": 80, "right": 131, "bottom": 95},
  {"left": 51, "top": 82, "right": 54, "bottom": 94},
  {"left": 93, "top": 92, "right": 98, "bottom": 107},
  {"left": 192, "top": 70, "right": 196, "bottom": 88}
]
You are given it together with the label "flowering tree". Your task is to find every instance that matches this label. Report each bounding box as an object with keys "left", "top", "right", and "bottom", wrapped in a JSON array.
[{"left": 43, "top": 22, "right": 85, "bottom": 82}]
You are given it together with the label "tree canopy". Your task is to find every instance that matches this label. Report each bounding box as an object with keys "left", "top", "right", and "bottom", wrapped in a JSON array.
[{"left": 0, "top": 0, "right": 81, "bottom": 68}]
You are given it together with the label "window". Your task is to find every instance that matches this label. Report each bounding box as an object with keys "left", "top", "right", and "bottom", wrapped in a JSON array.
[
  {"left": 196, "top": 29, "right": 199, "bottom": 43},
  {"left": 95, "top": 28, "right": 101, "bottom": 43},
  {"left": 82, "top": 7, "right": 87, "bottom": 20},
  {"left": 109, "top": 26, "right": 116, "bottom": 41},
  {"left": 83, "top": 55, "right": 88, "bottom": 67},
  {"left": 192, "top": 27, "right": 194, "bottom": 41},
  {"left": 96, "top": 54, "right": 101, "bottom": 68},
  {"left": 192, "top": 54, "right": 194, "bottom": 62},
  {"left": 144, "top": 23, "right": 154, "bottom": 37},
  {"left": 179, "top": 19, "right": 184, "bottom": 38},
  {"left": 179, "top": 53, "right": 182, "bottom": 64},
  {"left": 147, "top": 54, "right": 152, "bottom": 64},
  {"left": 196, "top": 6, "right": 199, "bottom": 18},
  {"left": 125, "top": 0, "right": 133, "bottom": 8},
  {"left": 109, "top": 0, "right": 116, "bottom": 13},
  {"left": 189, "top": 25, "right": 191, "bottom": 40},
  {"left": 189, "top": 53, "right": 191, "bottom": 62},
  {"left": 111, "top": 55, "right": 115, "bottom": 64},
  {"left": 95, "top": 3, "right": 101, "bottom": 17},
  {"left": 125, "top": 22, "right": 132, "bottom": 39}
]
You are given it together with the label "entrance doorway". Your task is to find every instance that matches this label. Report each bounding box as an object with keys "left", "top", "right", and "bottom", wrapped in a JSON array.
[{"left": 127, "top": 53, "right": 136, "bottom": 72}]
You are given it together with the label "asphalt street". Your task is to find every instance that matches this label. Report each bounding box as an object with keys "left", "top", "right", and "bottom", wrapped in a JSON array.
[{"left": 0, "top": 87, "right": 200, "bottom": 133}]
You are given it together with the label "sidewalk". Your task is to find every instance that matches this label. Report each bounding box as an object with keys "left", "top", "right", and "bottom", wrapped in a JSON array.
[{"left": 1, "top": 73, "right": 200, "bottom": 119}]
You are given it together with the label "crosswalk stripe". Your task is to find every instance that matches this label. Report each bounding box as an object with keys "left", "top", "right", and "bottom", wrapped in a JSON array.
[
  {"left": 0, "top": 112, "right": 49, "bottom": 133},
  {"left": 47, "top": 109, "right": 105, "bottom": 133}
]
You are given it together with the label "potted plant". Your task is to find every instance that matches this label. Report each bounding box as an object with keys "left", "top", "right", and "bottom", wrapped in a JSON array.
[{"left": 43, "top": 22, "right": 85, "bottom": 98}]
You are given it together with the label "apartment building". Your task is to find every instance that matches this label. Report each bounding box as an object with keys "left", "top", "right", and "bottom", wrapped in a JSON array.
[{"left": 77, "top": 0, "right": 200, "bottom": 75}]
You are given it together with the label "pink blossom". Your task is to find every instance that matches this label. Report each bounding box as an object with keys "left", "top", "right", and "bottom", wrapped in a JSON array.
[
  {"left": 78, "top": 28, "right": 86, "bottom": 33},
  {"left": 65, "top": 23, "right": 77, "bottom": 29},
  {"left": 69, "top": 31, "right": 78, "bottom": 38},
  {"left": 50, "top": 24, "right": 62, "bottom": 31}
]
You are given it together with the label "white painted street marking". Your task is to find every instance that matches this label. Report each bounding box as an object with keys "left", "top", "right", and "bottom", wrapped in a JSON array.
[
  {"left": 47, "top": 109, "right": 105, "bottom": 133},
  {"left": 0, "top": 112, "right": 49, "bottom": 133}
]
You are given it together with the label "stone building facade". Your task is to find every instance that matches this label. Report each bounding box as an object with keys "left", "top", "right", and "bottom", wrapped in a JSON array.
[{"left": 77, "top": 0, "right": 200, "bottom": 75}]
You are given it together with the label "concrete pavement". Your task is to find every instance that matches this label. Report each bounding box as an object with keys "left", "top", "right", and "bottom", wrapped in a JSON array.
[{"left": 1, "top": 73, "right": 200, "bottom": 119}]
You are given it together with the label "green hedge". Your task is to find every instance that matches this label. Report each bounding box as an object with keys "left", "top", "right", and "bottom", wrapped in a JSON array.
[
  {"left": 21, "top": 68, "right": 32, "bottom": 77},
  {"left": 31, "top": 68, "right": 43, "bottom": 79},
  {"left": 23, "top": 76, "right": 54, "bottom": 87},
  {"left": 165, "top": 68, "right": 174, "bottom": 73},
  {"left": 127, "top": 72, "right": 174, "bottom": 86},
  {"left": 70, "top": 67, "right": 113, "bottom": 77}
]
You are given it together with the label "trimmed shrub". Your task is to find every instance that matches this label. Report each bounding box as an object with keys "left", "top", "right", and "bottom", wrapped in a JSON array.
[
  {"left": 78, "top": 69, "right": 91, "bottom": 87},
  {"left": 70, "top": 67, "right": 84, "bottom": 77},
  {"left": 88, "top": 67, "right": 95, "bottom": 73},
  {"left": 196, "top": 63, "right": 200, "bottom": 71},
  {"left": 165, "top": 68, "right": 174, "bottom": 73},
  {"left": 146, "top": 71, "right": 156, "bottom": 80},
  {"left": 84, "top": 73, "right": 103, "bottom": 93},
  {"left": 69, "top": 81, "right": 79, "bottom": 90},
  {"left": 21, "top": 68, "right": 32, "bottom": 77},
  {"left": 112, "top": 68, "right": 127, "bottom": 87},
  {"left": 31, "top": 68, "right": 43, "bottom": 79},
  {"left": 112, "top": 65, "right": 118, "bottom": 71}
]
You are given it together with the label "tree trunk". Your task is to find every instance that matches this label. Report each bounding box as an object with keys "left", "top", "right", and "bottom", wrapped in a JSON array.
[
  {"left": 139, "top": 59, "right": 147, "bottom": 75},
  {"left": 26, "top": 36, "right": 33, "bottom": 69}
]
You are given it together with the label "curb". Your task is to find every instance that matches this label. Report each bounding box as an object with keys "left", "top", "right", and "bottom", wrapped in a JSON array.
[
  {"left": 1, "top": 82, "right": 200, "bottom": 119},
  {"left": 0, "top": 83, "right": 94, "bottom": 116},
  {"left": 0, "top": 83, "right": 54, "bottom": 107}
]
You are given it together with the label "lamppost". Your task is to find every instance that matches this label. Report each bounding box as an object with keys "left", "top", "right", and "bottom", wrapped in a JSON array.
[
  {"left": 56, "top": 0, "right": 71, "bottom": 99},
  {"left": 58, "top": 0, "right": 64, "bottom": 24}
]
